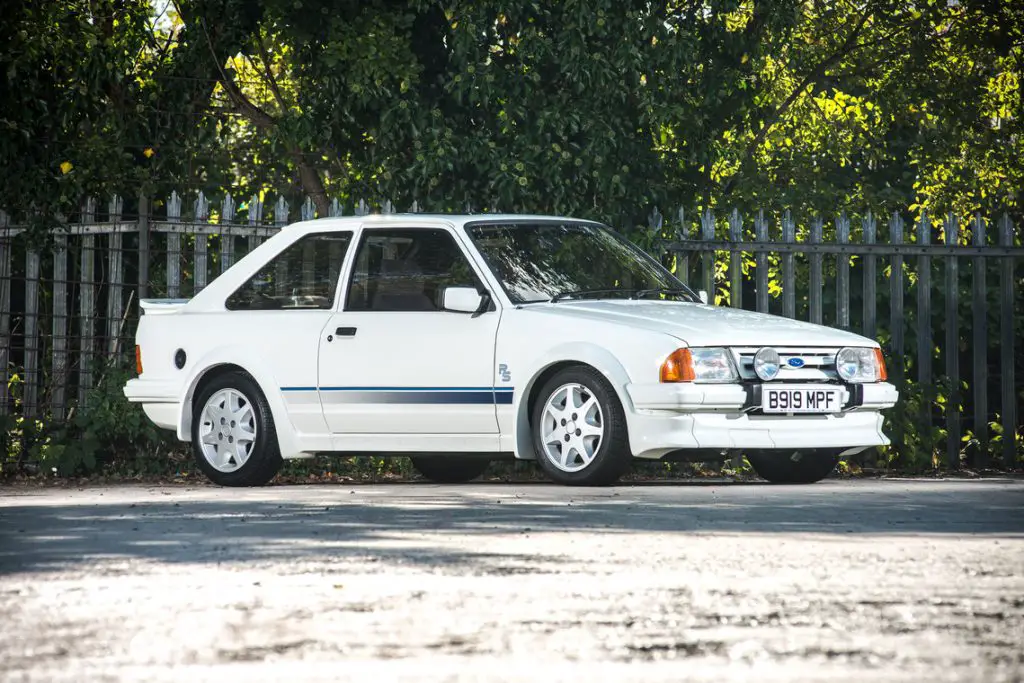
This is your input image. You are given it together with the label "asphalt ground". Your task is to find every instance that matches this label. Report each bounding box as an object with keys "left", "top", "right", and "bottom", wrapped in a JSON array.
[{"left": 1, "top": 478, "right": 1022, "bottom": 682}]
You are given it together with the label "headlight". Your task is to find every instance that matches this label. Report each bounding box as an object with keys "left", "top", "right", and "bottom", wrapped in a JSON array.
[
  {"left": 836, "top": 347, "right": 886, "bottom": 383},
  {"left": 753, "top": 347, "right": 781, "bottom": 381},
  {"left": 660, "top": 347, "right": 738, "bottom": 383}
]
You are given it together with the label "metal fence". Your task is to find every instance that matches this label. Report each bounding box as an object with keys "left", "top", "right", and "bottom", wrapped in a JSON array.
[{"left": 0, "top": 193, "right": 1020, "bottom": 468}]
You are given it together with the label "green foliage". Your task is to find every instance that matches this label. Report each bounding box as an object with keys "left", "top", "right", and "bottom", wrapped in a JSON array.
[
  {"left": 5, "top": 365, "right": 180, "bottom": 478},
  {"left": 3, "top": 1, "right": 1020, "bottom": 226}
]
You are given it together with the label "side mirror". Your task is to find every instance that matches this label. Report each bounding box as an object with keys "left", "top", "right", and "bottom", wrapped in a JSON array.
[
  {"left": 442, "top": 286, "right": 484, "bottom": 314},
  {"left": 698, "top": 290, "right": 710, "bottom": 305}
]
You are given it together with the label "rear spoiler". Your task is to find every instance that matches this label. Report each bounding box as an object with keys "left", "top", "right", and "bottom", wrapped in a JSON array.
[{"left": 139, "top": 298, "right": 191, "bottom": 315}]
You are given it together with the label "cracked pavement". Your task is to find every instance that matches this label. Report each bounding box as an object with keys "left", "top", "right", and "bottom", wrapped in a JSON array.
[{"left": 1, "top": 478, "right": 1022, "bottom": 682}]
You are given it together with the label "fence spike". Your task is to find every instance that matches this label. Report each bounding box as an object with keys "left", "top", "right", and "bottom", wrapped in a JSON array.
[
  {"left": 274, "top": 196, "right": 289, "bottom": 225},
  {"left": 728, "top": 208, "right": 742, "bottom": 241},
  {"left": 248, "top": 194, "right": 263, "bottom": 225},
  {"left": 648, "top": 206, "right": 663, "bottom": 231},
  {"left": 301, "top": 196, "right": 315, "bottom": 221},
  {"left": 674, "top": 207, "right": 687, "bottom": 238},
  {"left": 382, "top": 200, "right": 394, "bottom": 214},
  {"left": 410, "top": 200, "right": 420, "bottom": 214},
  {"left": 221, "top": 193, "right": 235, "bottom": 223},
  {"left": 890, "top": 211, "right": 903, "bottom": 244},
  {"left": 330, "top": 198, "right": 343, "bottom": 217},
  {"left": 106, "top": 195, "right": 122, "bottom": 220},
  {"left": 917, "top": 210, "right": 931, "bottom": 245},
  {"left": 167, "top": 191, "right": 181, "bottom": 220},
  {"left": 194, "top": 191, "right": 209, "bottom": 221},
  {"left": 700, "top": 207, "right": 715, "bottom": 239},
  {"left": 356, "top": 199, "right": 368, "bottom": 216},
  {"left": 80, "top": 197, "right": 96, "bottom": 224},
  {"left": 944, "top": 212, "right": 958, "bottom": 246}
]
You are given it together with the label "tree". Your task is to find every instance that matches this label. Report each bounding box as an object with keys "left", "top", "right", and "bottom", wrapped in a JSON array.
[{"left": 1, "top": 0, "right": 1019, "bottom": 228}]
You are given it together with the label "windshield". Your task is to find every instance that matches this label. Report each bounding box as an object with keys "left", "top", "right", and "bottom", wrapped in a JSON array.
[{"left": 464, "top": 221, "right": 698, "bottom": 304}]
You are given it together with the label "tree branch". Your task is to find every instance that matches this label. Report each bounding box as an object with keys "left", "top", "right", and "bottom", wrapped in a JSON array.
[
  {"left": 722, "top": 3, "right": 878, "bottom": 196},
  {"left": 255, "top": 33, "right": 289, "bottom": 113},
  {"left": 199, "top": 18, "right": 277, "bottom": 129},
  {"left": 200, "top": 18, "right": 328, "bottom": 216}
]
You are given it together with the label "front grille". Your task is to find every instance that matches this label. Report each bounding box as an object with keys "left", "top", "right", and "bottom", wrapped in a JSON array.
[{"left": 731, "top": 347, "right": 841, "bottom": 383}]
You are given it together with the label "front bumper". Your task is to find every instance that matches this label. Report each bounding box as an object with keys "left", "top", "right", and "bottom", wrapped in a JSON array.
[
  {"left": 624, "top": 381, "right": 899, "bottom": 458},
  {"left": 626, "top": 381, "right": 899, "bottom": 413},
  {"left": 123, "top": 378, "right": 181, "bottom": 431}
]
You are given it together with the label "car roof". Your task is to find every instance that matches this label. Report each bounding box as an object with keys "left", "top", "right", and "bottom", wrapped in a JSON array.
[{"left": 284, "top": 213, "right": 605, "bottom": 231}]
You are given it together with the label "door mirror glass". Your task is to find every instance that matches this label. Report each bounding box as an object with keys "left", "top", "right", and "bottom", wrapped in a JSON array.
[
  {"left": 442, "top": 286, "right": 482, "bottom": 313},
  {"left": 698, "top": 290, "right": 710, "bottom": 305}
]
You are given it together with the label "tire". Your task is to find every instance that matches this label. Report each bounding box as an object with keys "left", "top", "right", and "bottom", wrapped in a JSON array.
[
  {"left": 191, "top": 371, "right": 283, "bottom": 487},
  {"left": 746, "top": 449, "right": 841, "bottom": 484},
  {"left": 410, "top": 456, "right": 490, "bottom": 483},
  {"left": 530, "top": 365, "right": 631, "bottom": 486}
]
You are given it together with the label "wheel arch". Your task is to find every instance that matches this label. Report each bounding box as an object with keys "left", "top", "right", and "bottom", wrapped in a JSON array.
[
  {"left": 512, "top": 343, "right": 636, "bottom": 459},
  {"left": 176, "top": 349, "right": 301, "bottom": 458}
]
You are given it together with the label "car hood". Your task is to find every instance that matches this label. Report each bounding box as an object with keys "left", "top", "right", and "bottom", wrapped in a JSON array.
[{"left": 526, "top": 300, "right": 877, "bottom": 347}]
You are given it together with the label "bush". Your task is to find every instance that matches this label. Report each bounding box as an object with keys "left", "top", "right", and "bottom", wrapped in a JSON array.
[{"left": 3, "top": 364, "right": 183, "bottom": 478}]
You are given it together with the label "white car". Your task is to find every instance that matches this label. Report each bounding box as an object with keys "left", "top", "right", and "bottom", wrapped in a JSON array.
[{"left": 124, "top": 213, "right": 899, "bottom": 487}]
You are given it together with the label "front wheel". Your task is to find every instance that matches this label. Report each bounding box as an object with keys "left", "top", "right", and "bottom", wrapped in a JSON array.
[
  {"left": 531, "top": 365, "right": 632, "bottom": 486},
  {"left": 746, "top": 449, "right": 841, "bottom": 484},
  {"left": 410, "top": 456, "right": 491, "bottom": 483}
]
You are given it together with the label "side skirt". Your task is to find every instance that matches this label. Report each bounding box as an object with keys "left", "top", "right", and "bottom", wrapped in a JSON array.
[{"left": 324, "top": 433, "right": 503, "bottom": 455}]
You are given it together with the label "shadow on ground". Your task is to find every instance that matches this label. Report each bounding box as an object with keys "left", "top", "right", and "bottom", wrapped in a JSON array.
[{"left": 0, "top": 480, "right": 1022, "bottom": 575}]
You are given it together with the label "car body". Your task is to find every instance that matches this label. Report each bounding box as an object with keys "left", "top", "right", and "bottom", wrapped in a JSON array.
[{"left": 123, "top": 213, "right": 899, "bottom": 486}]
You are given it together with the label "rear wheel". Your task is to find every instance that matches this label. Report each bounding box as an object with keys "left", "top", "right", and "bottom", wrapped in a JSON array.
[
  {"left": 746, "top": 449, "right": 841, "bottom": 484},
  {"left": 531, "top": 365, "right": 631, "bottom": 486},
  {"left": 410, "top": 456, "right": 491, "bottom": 483},
  {"left": 191, "top": 371, "right": 282, "bottom": 487}
]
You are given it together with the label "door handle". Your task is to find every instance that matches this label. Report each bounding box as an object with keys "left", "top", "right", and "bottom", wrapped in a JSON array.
[{"left": 335, "top": 326, "right": 357, "bottom": 337}]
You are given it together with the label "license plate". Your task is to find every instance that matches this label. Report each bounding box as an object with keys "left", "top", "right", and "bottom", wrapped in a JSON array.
[{"left": 762, "top": 385, "right": 844, "bottom": 414}]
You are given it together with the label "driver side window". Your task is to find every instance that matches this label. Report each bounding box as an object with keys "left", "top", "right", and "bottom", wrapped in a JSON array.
[
  {"left": 225, "top": 231, "right": 353, "bottom": 310},
  {"left": 345, "top": 228, "right": 480, "bottom": 312}
]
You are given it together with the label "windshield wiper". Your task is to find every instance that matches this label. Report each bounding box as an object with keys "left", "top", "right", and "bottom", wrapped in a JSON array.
[
  {"left": 550, "top": 287, "right": 697, "bottom": 303},
  {"left": 634, "top": 287, "right": 697, "bottom": 301},
  {"left": 550, "top": 288, "right": 637, "bottom": 303}
]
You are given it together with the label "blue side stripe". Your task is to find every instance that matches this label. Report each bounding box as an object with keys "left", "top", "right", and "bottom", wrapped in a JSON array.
[
  {"left": 282, "top": 386, "right": 513, "bottom": 392},
  {"left": 280, "top": 386, "right": 515, "bottom": 405},
  {"left": 319, "top": 386, "right": 512, "bottom": 392}
]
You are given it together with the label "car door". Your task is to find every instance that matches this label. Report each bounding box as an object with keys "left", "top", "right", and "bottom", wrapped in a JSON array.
[
  {"left": 221, "top": 229, "right": 354, "bottom": 436},
  {"left": 317, "top": 224, "right": 501, "bottom": 437}
]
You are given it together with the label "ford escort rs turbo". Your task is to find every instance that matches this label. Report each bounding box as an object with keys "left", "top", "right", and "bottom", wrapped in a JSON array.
[{"left": 124, "top": 214, "right": 898, "bottom": 486}]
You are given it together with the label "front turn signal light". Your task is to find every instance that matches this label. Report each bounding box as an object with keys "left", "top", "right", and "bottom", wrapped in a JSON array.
[
  {"left": 660, "top": 348, "right": 696, "bottom": 382},
  {"left": 135, "top": 345, "right": 143, "bottom": 375},
  {"left": 874, "top": 347, "right": 888, "bottom": 382}
]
